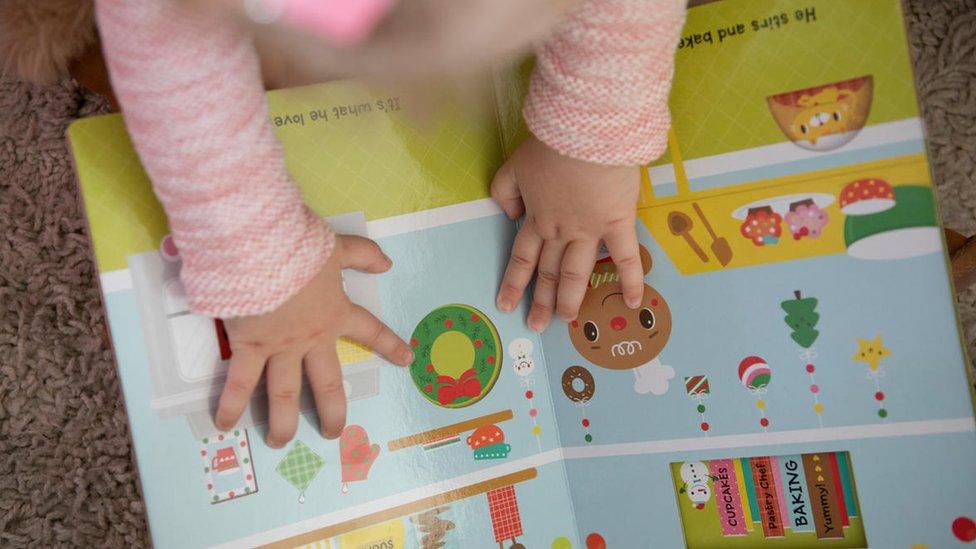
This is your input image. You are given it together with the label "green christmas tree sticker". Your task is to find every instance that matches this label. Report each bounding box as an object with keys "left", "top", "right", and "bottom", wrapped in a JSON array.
[{"left": 781, "top": 290, "right": 820, "bottom": 348}]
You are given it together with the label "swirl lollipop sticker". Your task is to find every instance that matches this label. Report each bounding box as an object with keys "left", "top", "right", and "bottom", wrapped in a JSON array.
[
  {"left": 509, "top": 338, "right": 542, "bottom": 451},
  {"left": 562, "top": 366, "right": 596, "bottom": 443},
  {"left": 738, "top": 356, "right": 772, "bottom": 432},
  {"left": 781, "top": 290, "right": 825, "bottom": 427}
]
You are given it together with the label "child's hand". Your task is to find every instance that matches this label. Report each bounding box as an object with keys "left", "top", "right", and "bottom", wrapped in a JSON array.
[
  {"left": 214, "top": 235, "right": 413, "bottom": 448},
  {"left": 492, "top": 136, "right": 644, "bottom": 331}
]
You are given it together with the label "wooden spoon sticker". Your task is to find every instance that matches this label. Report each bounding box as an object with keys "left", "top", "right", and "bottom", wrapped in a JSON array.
[{"left": 667, "top": 211, "right": 709, "bottom": 263}]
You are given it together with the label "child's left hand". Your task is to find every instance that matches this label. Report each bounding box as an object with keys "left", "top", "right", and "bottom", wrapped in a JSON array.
[
  {"left": 214, "top": 234, "right": 412, "bottom": 448},
  {"left": 492, "top": 136, "right": 644, "bottom": 332}
]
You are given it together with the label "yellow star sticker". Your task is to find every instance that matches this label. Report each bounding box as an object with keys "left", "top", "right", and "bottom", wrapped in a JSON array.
[{"left": 852, "top": 335, "right": 891, "bottom": 371}]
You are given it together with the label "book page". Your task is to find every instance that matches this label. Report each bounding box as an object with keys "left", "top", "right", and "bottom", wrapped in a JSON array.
[
  {"left": 539, "top": 1, "right": 976, "bottom": 546},
  {"left": 70, "top": 81, "right": 579, "bottom": 548}
]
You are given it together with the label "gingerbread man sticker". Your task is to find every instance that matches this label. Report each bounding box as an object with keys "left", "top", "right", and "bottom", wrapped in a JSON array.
[{"left": 568, "top": 245, "right": 675, "bottom": 395}]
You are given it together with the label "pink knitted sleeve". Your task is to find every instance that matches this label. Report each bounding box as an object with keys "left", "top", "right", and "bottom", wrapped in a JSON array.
[
  {"left": 523, "top": 0, "right": 687, "bottom": 166},
  {"left": 96, "top": 0, "right": 334, "bottom": 318}
]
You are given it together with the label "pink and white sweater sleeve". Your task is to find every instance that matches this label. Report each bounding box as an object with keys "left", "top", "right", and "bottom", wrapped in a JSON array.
[
  {"left": 96, "top": 0, "right": 333, "bottom": 318},
  {"left": 523, "top": 0, "right": 686, "bottom": 166}
]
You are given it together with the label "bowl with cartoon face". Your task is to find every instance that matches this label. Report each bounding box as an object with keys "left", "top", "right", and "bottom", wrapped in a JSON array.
[
  {"left": 767, "top": 75, "right": 873, "bottom": 151},
  {"left": 568, "top": 246, "right": 672, "bottom": 371}
]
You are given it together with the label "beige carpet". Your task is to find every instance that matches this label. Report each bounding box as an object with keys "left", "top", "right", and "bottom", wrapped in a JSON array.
[{"left": 1, "top": 2, "right": 974, "bottom": 546}]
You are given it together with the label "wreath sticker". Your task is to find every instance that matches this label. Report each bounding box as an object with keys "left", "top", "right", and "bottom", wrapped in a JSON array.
[{"left": 408, "top": 304, "right": 502, "bottom": 408}]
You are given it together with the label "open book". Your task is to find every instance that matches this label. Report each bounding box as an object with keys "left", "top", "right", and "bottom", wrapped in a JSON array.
[{"left": 68, "top": 1, "right": 976, "bottom": 547}]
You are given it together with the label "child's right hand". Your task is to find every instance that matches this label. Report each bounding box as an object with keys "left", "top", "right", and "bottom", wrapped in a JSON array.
[{"left": 213, "top": 234, "right": 413, "bottom": 448}]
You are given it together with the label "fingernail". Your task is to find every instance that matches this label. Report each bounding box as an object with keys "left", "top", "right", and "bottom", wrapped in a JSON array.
[
  {"left": 497, "top": 298, "right": 513, "bottom": 312},
  {"left": 399, "top": 348, "right": 414, "bottom": 365},
  {"left": 324, "top": 427, "right": 343, "bottom": 440},
  {"left": 267, "top": 437, "right": 284, "bottom": 449},
  {"left": 626, "top": 297, "right": 641, "bottom": 309},
  {"left": 528, "top": 317, "right": 544, "bottom": 333}
]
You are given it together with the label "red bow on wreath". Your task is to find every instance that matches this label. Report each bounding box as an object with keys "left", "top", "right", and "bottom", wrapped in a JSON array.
[{"left": 436, "top": 369, "right": 482, "bottom": 405}]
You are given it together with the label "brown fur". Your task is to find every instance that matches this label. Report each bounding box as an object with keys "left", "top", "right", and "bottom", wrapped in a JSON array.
[{"left": 0, "top": 0, "right": 95, "bottom": 85}]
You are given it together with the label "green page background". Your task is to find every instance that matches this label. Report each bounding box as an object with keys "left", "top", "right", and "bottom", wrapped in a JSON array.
[
  {"left": 69, "top": 81, "right": 504, "bottom": 273},
  {"left": 657, "top": 0, "right": 918, "bottom": 164}
]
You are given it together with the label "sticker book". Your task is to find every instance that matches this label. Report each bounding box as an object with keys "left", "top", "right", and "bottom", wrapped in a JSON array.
[{"left": 67, "top": 1, "right": 976, "bottom": 547}]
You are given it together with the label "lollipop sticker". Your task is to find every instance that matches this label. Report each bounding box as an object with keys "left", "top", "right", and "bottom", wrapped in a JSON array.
[
  {"left": 738, "top": 356, "right": 772, "bottom": 432},
  {"left": 851, "top": 335, "right": 892, "bottom": 419},
  {"left": 562, "top": 366, "right": 596, "bottom": 443},
  {"left": 781, "top": 290, "right": 825, "bottom": 427},
  {"left": 684, "top": 375, "right": 711, "bottom": 435},
  {"left": 509, "top": 338, "right": 542, "bottom": 451}
]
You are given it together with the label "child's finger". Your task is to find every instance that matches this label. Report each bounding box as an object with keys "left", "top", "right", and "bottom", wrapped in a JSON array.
[
  {"left": 490, "top": 160, "right": 525, "bottom": 220},
  {"left": 344, "top": 305, "right": 413, "bottom": 367},
  {"left": 339, "top": 235, "right": 393, "bottom": 273},
  {"left": 214, "top": 349, "right": 266, "bottom": 431},
  {"left": 528, "top": 240, "right": 565, "bottom": 332},
  {"left": 497, "top": 226, "right": 543, "bottom": 313},
  {"left": 265, "top": 354, "right": 303, "bottom": 449},
  {"left": 304, "top": 343, "right": 347, "bottom": 439},
  {"left": 556, "top": 239, "right": 599, "bottom": 321},
  {"left": 603, "top": 224, "right": 644, "bottom": 309}
]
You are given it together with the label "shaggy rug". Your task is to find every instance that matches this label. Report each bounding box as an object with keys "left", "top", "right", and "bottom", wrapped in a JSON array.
[{"left": 1, "top": 2, "right": 974, "bottom": 546}]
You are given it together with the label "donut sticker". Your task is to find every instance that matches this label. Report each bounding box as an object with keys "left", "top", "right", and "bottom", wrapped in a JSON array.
[
  {"left": 562, "top": 366, "right": 595, "bottom": 403},
  {"left": 408, "top": 304, "right": 502, "bottom": 408},
  {"left": 562, "top": 366, "right": 596, "bottom": 443}
]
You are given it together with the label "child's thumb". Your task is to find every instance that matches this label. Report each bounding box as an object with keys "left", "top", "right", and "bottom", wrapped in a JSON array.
[
  {"left": 490, "top": 160, "right": 524, "bottom": 220},
  {"left": 339, "top": 235, "right": 392, "bottom": 273}
]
